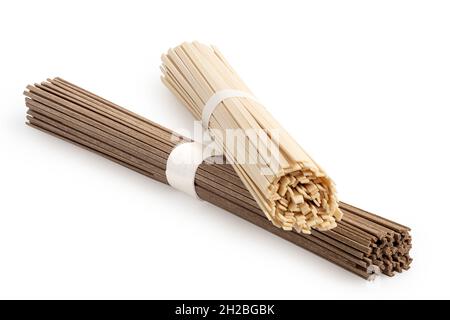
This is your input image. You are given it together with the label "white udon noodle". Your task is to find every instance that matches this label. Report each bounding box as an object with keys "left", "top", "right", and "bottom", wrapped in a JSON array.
[{"left": 161, "top": 42, "right": 342, "bottom": 234}]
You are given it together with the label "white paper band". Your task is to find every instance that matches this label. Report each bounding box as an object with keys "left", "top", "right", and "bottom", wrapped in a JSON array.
[
  {"left": 166, "top": 141, "right": 216, "bottom": 199},
  {"left": 202, "top": 89, "right": 258, "bottom": 128},
  {"left": 169, "top": 90, "right": 258, "bottom": 198}
]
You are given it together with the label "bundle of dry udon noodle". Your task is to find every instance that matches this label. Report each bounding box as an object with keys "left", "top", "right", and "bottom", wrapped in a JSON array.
[
  {"left": 161, "top": 42, "right": 342, "bottom": 234},
  {"left": 24, "top": 78, "right": 412, "bottom": 279}
]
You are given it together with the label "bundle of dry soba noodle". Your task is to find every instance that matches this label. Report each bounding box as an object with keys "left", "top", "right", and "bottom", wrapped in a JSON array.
[{"left": 161, "top": 42, "right": 342, "bottom": 234}]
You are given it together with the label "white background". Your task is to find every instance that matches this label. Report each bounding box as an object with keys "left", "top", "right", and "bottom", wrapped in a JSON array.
[{"left": 1, "top": 0, "right": 449, "bottom": 299}]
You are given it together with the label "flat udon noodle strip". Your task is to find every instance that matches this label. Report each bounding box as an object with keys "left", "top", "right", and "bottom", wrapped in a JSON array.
[{"left": 161, "top": 42, "right": 342, "bottom": 234}]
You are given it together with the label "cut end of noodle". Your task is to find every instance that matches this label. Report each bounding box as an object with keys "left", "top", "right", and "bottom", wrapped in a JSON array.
[{"left": 268, "top": 162, "right": 342, "bottom": 234}]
